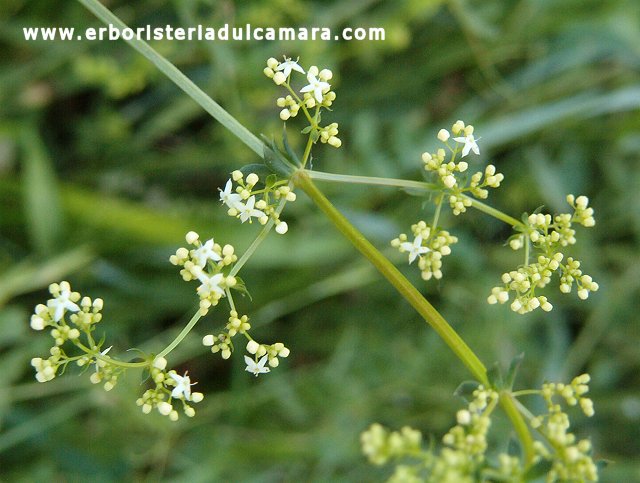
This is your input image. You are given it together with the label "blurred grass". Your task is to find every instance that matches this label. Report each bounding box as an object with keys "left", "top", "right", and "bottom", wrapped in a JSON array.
[{"left": 1, "top": 0, "right": 639, "bottom": 481}]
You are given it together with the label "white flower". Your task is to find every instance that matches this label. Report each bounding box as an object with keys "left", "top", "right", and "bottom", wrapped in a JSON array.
[
  {"left": 170, "top": 371, "right": 195, "bottom": 400},
  {"left": 219, "top": 179, "right": 243, "bottom": 210},
  {"left": 244, "top": 355, "right": 270, "bottom": 377},
  {"left": 452, "top": 134, "right": 480, "bottom": 157},
  {"left": 237, "top": 196, "right": 266, "bottom": 223},
  {"left": 96, "top": 346, "right": 112, "bottom": 366},
  {"left": 192, "top": 239, "right": 222, "bottom": 268},
  {"left": 196, "top": 273, "right": 225, "bottom": 297},
  {"left": 276, "top": 57, "right": 305, "bottom": 78},
  {"left": 300, "top": 72, "right": 330, "bottom": 103},
  {"left": 47, "top": 284, "right": 80, "bottom": 322},
  {"left": 400, "top": 235, "right": 430, "bottom": 264}
]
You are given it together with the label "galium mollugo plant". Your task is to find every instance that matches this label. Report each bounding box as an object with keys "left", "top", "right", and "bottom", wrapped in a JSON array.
[{"left": 28, "top": 9, "right": 601, "bottom": 477}]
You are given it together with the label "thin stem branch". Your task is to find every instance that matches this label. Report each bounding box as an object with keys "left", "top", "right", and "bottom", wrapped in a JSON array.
[
  {"left": 77, "top": 0, "right": 264, "bottom": 157},
  {"left": 304, "top": 169, "right": 523, "bottom": 228},
  {"left": 156, "top": 309, "right": 203, "bottom": 360},
  {"left": 304, "top": 169, "right": 439, "bottom": 191}
]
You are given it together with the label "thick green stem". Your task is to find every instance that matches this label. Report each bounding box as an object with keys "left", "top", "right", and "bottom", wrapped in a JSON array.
[
  {"left": 293, "top": 170, "right": 489, "bottom": 385},
  {"left": 500, "top": 390, "right": 536, "bottom": 466}
]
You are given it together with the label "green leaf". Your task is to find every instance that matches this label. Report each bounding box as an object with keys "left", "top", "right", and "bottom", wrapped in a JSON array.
[
  {"left": 282, "top": 126, "right": 301, "bottom": 167},
  {"left": 505, "top": 353, "right": 525, "bottom": 390},
  {"left": 487, "top": 361, "right": 504, "bottom": 390},
  {"left": 454, "top": 380, "right": 480, "bottom": 403},
  {"left": 524, "top": 459, "right": 553, "bottom": 481},
  {"left": 231, "top": 276, "right": 253, "bottom": 301},
  {"left": 262, "top": 139, "right": 295, "bottom": 178},
  {"left": 507, "top": 436, "right": 522, "bottom": 458}
]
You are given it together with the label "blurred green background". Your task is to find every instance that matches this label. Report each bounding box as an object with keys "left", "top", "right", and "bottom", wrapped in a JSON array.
[{"left": 1, "top": 0, "right": 639, "bottom": 481}]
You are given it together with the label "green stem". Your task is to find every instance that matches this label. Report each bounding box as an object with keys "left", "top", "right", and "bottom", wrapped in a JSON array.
[
  {"left": 500, "top": 390, "right": 536, "bottom": 466},
  {"left": 432, "top": 194, "right": 444, "bottom": 229},
  {"left": 293, "top": 170, "right": 489, "bottom": 385},
  {"left": 304, "top": 169, "right": 439, "bottom": 191},
  {"left": 461, "top": 195, "right": 522, "bottom": 228},
  {"left": 156, "top": 309, "right": 203, "bottom": 360},
  {"left": 303, "top": 169, "right": 523, "bottom": 228},
  {"left": 77, "top": 0, "right": 264, "bottom": 157},
  {"left": 73, "top": 340, "right": 147, "bottom": 369}
]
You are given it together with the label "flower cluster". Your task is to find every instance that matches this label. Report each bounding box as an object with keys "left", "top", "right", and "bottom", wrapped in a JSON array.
[
  {"left": 29, "top": 282, "right": 204, "bottom": 421},
  {"left": 361, "top": 386, "right": 502, "bottom": 482},
  {"left": 169, "top": 231, "right": 238, "bottom": 315},
  {"left": 531, "top": 374, "right": 597, "bottom": 482},
  {"left": 423, "top": 121, "right": 503, "bottom": 215},
  {"left": 361, "top": 378, "right": 598, "bottom": 482},
  {"left": 135, "top": 356, "right": 204, "bottom": 421},
  {"left": 30, "top": 282, "right": 106, "bottom": 383},
  {"left": 488, "top": 195, "right": 598, "bottom": 313},
  {"left": 264, "top": 56, "right": 341, "bottom": 148},
  {"left": 219, "top": 170, "right": 295, "bottom": 234},
  {"left": 391, "top": 221, "right": 458, "bottom": 280}
]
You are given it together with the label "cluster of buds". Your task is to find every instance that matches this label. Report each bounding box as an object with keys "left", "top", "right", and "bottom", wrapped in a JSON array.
[
  {"left": 360, "top": 387, "right": 501, "bottom": 481},
  {"left": 264, "top": 56, "right": 341, "bottom": 148},
  {"left": 360, "top": 424, "right": 423, "bottom": 466},
  {"left": 29, "top": 282, "right": 107, "bottom": 384},
  {"left": 442, "top": 386, "right": 498, "bottom": 461},
  {"left": 245, "top": 339, "right": 290, "bottom": 376},
  {"left": 201, "top": 310, "right": 251, "bottom": 360},
  {"left": 531, "top": 374, "right": 597, "bottom": 482},
  {"left": 423, "top": 121, "right": 504, "bottom": 216},
  {"left": 219, "top": 170, "right": 295, "bottom": 234},
  {"left": 169, "top": 231, "right": 238, "bottom": 315},
  {"left": 135, "top": 357, "right": 204, "bottom": 421},
  {"left": 361, "top": 376, "right": 598, "bottom": 481},
  {"left": 489, "top": 195, "right": 598, "bottom": 313},
  {"left": 391, "top": 221, "right": 458, "bottom": 280}
]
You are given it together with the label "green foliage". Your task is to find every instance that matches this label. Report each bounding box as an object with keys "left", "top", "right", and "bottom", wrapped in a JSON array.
[{"left": 1, "top": 0, "right": 639, "bottom": 481}]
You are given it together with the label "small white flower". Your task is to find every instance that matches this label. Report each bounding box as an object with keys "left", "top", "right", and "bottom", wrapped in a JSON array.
[
  {"left": 276, "top": 57, "right": 305, "bottom": 78},
  {"left": 452, "top": 134, "right": 480, "bottom": 157},
  {"left": 238, "top": 196, "right": 266, "bottom": 223},
  {"left": 48, "top": 285, "right": 80, "bottom": 322},
  {"left": 219, "top": 179, "right": 243, "bottom": 210},
  {"left": 192, "top": 239, "right": 222, "bottom": 268},
  {"left": 300, "top": 72, "right": 330, "bottom": 103},
  {"left": 197, "top": 273, "right": 226, "bottom": 297},
  {"left": 400, "top": 235, "right": 430, "bottom": 264},
  {"left": 170, "top": 371, "right": 195, "bottom": 400},
  {"left": 244, "top": 355, "right": 270, "bottom": 377}
]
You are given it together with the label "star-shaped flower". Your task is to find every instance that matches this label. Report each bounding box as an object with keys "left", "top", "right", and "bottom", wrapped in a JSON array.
[
  {"left": 452, "top": 134, "right": 480, "bottom": 157},
  {"left": 244, "top": 355, "right": 270, "bottom": 377},
  {"left": 170, "top": 371, "right": 195, "bottom": 400},
  {"left": 400, "top": 235, "right": 430, "bottom": 264},
  {"left": 276, "top": 57, "right": 305, "bottom": 79},
  {"left": 300, "top": 72, "right": 330, "bottom": 103},
  {"left": 196, "top": 273, "right": 225, "bottom": 297},
  {"left": 47, "top": 284, "right": 80, "bottom": 322},
  {"left": 191, "top": 239, "right": 222, "bottom": 268},
  {"left": 219, "top": 179, "right": 243, "bottom": 210},
  {"left": 237, "top": 196, "right": 265, "bottom": 223}
]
